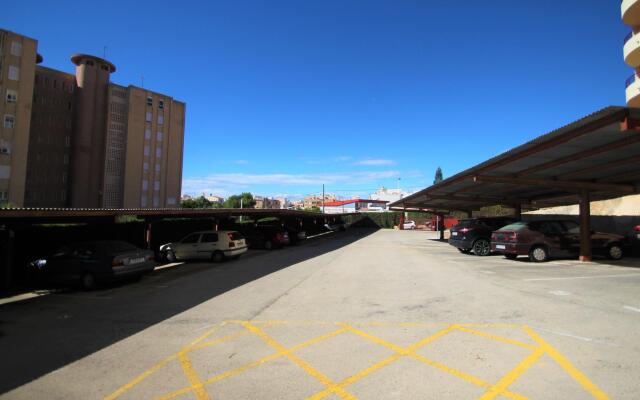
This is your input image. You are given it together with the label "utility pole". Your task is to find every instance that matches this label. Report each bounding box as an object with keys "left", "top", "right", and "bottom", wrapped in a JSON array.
[{"left": 322, "top": 184, "right": 325, "bottom": 214}]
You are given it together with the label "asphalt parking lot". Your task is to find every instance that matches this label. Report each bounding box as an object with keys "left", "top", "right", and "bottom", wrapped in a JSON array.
[{"left": 1, "top": 228, "right": 639, "bottom": 399}]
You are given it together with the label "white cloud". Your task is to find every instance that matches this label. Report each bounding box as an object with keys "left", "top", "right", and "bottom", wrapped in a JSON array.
[
  {"left": 182, "top": 170, "right": 400, "bottom": 196},
  {"left": 353, "top": 158, "right": 396, "bottom": 166},
  {"left": 233, "top": 159, "right": 249, "bottom": 165}
]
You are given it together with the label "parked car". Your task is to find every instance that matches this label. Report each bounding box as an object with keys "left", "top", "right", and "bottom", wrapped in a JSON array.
[
  {"left": 285, "top": 226, "right": 307, "bottom": 245},
  {"left": 324, "top": 222, "right": 346, "bottom": 232},
  {"left": 491, "top": 220, "right": 626, "bottom": 262},
  {"left": 403, "top": 220, "right": 417, "bottom": 230},
  {"left": 449, "top": 217, "right": 518, "bottom": 256},
  {"left": 29, "top": 240, "right": 155, "bottom": 290},
  {"left": 243, "top": 226, "right": 290, "bottom": 250},
  {"left": 160, "top": 231, "right": 247, "bottom": 262}
]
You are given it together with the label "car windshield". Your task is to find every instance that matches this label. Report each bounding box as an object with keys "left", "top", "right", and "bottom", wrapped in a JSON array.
[
  {"left": 229, "top": 232, "right": 245, "bottom": 240},
  {"left": 456, "top": 219, "right": 475, "bottom": 227}
]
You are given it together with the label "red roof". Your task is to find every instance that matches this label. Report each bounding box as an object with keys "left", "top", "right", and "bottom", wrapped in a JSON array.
[{"left": 323, "top": 199, "right": 389, "bottom": 207}]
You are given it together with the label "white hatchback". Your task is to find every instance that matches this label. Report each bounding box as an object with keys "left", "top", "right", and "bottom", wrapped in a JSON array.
[{"left": 160, "top": 231, "right": 248, "bottom": 263}]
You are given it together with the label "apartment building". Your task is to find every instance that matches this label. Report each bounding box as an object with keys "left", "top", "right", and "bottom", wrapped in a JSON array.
[
  {"left": 303, "top": 194, "right": 336, "bottom": 209},
  {"left": 254, "top": 196, "right": 281, "bottom": 209},
  {"left": 0, "top": 30, "right": 37, "bottom": 205},
  {"left": 0, "top": 29, "right": 185, "bottom": 208}
]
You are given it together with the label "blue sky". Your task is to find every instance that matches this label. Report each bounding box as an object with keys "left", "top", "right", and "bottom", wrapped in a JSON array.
[{"left": 2, "top": 1, "right": 630, "bottom": 200}]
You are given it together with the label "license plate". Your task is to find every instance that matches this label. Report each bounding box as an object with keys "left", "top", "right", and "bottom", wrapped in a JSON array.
[
  {"left": 452, "top": 232, "right": 458, "bottom": 236},
  {"left": 496, "top": 245, "right": 506, "bottom": 250},
  {"left": 637, "top": 234, "right": 640, "bottom": 240},
  {"left": 129, "top": 257, "right": 145, "bottom": 264}
]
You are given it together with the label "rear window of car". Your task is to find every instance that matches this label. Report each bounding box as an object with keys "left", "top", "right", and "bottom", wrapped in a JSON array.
[
  {"left": 456, "top": 219, "right": 475, "bottom": 227},
  {"left": 229, "top": 232, "right": 245, "bottom": 240},
  {"left": 95, "top": 241, "right": 139, "bottom": 253},
  {"left": 497, "top": 222, "right": 528, "bottom": 231}
]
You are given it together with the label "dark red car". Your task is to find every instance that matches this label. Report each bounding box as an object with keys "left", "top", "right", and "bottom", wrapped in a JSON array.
[{"left": 491, "top": 220, "right": 626, "bottom": 262}]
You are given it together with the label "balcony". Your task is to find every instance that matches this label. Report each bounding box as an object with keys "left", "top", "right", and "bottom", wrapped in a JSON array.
[
  {"left": 622, "top": 0, "right": 640, "bottom": 26},
  {"left": 623, "top": 31, "right": 640, "bottom": 67},
  {"left": 625, "top": 73, "right": 640, "bottom": 106}
]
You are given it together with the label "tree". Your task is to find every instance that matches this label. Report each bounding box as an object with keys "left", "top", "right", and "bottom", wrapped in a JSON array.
[
  {"left": 304, "top": 206, "right": 321, "bottom": 213},
  {"left": 223, "top": 192, "right": 255, "bottom": 209},
  {"left": 181, "top": 196, "right": 213, "bottom": 209},
  {"left": 433, "top": 167, "right": 443, "bottom": 185}
]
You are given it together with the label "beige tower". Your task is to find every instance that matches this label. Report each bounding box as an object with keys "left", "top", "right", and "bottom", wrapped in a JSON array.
[
  {"left": 69, "top": 54, "right": 115, "bottom": 207},
  {"left": 623, "top": 0, "right": 640, "bottom": 105}
]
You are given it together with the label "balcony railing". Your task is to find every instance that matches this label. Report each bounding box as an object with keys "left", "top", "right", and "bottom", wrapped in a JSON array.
[
  {"left": 626, "top": 73, "right": 637, "bottom": 88},
  {"left": 625, "top": 31, "right": 634, "bottom": 44}
]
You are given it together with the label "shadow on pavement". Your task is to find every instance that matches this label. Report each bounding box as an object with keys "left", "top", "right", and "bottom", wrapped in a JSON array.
[{"left": 0, "top": 228, "right": 377, "bottom": 394}]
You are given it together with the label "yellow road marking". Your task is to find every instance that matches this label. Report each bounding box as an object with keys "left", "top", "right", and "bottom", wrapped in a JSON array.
[
  {"left": 456, "top": 326, "right": 537, "bottom": 351},
  {"left": 105, "top": 324, "right": 230, "bottom": 400},
  {"left": 178, "top": 352, "right": 211, "bottom": 400},
  {"left": 523, "top": 326, "right": 609, "bottom": 400},
  {"left": 157, "top": 327, "right": 349, "bottom": 400},
  {"left": 478, "top": 347, "right": 545, "bottom": 400},
  {"left": 240, "top": 321, "right": 357, "bottom": 400}
]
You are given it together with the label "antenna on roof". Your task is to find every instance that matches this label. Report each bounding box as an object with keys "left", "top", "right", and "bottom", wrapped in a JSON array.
[
  {"left": 141, "top": 75, "right": 144, "bottom": 88},
  {"left": 103, "top": 45, "right": 107, "bottom": 58}
]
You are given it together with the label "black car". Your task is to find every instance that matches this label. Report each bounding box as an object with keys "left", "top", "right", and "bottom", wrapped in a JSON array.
[
  {"left": 30, "top": 240, "right": 156, "bottom": 290},
  {"left": 449, "top": 217, "right": 518, "bottom": 256}
]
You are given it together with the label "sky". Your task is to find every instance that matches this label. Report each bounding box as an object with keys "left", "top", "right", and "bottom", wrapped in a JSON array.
[{"left": 2, "top": 1, "right": 631, "bottom": 201}]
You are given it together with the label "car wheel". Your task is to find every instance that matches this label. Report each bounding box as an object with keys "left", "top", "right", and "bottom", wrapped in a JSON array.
[
  {"left": 457, "top": 248, "right": 471, "bottom": 254},
  {"left": 504, "top": 253, "right": 518, "bottom": 260},
  {"left": 164, "top": 250, "right": 176, "bottom": 262},
  {"left": 212, "top": 251, "right": 224, "bottom": 263},
  {"left": 473, "top": 239, "right": 491, "bottom": 256},
  {"left": 529, "top": 246, "right": 549, "bottom": 262},
  {"left": 81, "top": 272, "right": 96, "bottom": 290},
  {"left": 264, "top": 240, "right": 273, "bottom": 250},
  {"left": 607, "top": 244, "right": 624, "bottom": 260}
]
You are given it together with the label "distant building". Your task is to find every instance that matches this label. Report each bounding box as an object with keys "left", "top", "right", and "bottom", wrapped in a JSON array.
[
  {"left": 254, "top": 196, "right": 281, "bottom": 209},
  {"left": 0, "top": 29, "right": 186, "bottom": 208},
  {"left": 303, "top": 194, "right": 336, "bottom": 209},
  {"left": 276, "top": 197, "right": 290, "bottom": 209},
  {"left": 203, "top": 194, "right": 224, "bottom": 205},
  {"left": 370, "top": 187, "right": 409, "bottom": 204},
  {"left": 181, "top": 194, "right": 193, "bottom": 201},
  {"left": 323, "top": 199, "right": 389, "bottom": 214}
]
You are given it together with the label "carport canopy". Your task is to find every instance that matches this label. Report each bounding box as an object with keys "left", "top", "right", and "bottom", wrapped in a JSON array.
[{"left": 389, "top": 106, "right": 640, "bottom": 261}]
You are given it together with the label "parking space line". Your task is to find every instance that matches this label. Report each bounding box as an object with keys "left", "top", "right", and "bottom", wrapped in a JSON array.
[
  {"left": 523, "top": 273, "right": 640, "bottom": 282},
  {"left": 523, "top": 326, "right": 609, "bottom": 400},
  {"left": 178, "top": 352, "right": 211, "bottom": 400}
]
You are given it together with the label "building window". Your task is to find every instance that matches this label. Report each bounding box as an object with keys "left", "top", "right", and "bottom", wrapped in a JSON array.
[
  {"left": 0, "top": 139, "right": 11, "bottom": 154},
  {"left": 62, "top": 172, "right": 67, "bottom": 184},
  {"left": 153, "top": 195, "right": 159, "bottom": 207},
  {"left": 8, "top": 66, "right": 19, "bottom": 81},
  {"left": 144, "top": 144, "right": 150, "bottom": 156},
  {"left": 157, "top": 115, "right": 164, "bottom": 125},
  {"left": 146, "top": 97, "right": 153, "bottom": 106},
  {"left": 159, "top": 100, "right": 164, "bottom": 109},
  {"left": 143, "top": 162, "right": 149, "bottom": 171},
  {"left": 142, "top": 180, "right": 148, "bottom": 191},
  {"left": 141, "top": 194, "right": 148, "bottom": 207},
  {"left": 155, "top": 163, "right": 160, "bottom": 172},
  {"left": 53, "top": 79, "right": 57, "bottom": 89},
  {"left": 145, "top": 112, "right": 152, "bottom": 122},
  {"left": 144, "top": 128, "right": 151, "bottom": 139},
  {"left": 6, "top": 90, "right": 17, "bottom": 103},
  {"left": 61, "top": 191, "right": 66, "bottom": 201},
  {"left": 10, "top": 41, "right": 22, "bottom": 56},
  {"left": 156, "top": 131, "right": 163, "bottom": 141},
  {"left": 0, "top": 191, "right": 7, "bottom": 201},
  {"left": 63, "top": 154, "right": 69, "bottom": 165},
  {"left": 101, "top": 64, "right": 109, "bottom": 71},
  {"left": 4, "top": 115, "right": 15, "bottom": 129},
  {"left": 86, "top": 60, "right": 94, "bottom": 66},
  {"left": 154, "top": 180, "right": 160, "bottom": 191},
  {"left": 65, "top": 136, "right": 71, "bottom": 147},
  {"left": 155, "top": 147, "right": 161, "bottom": 158}
]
